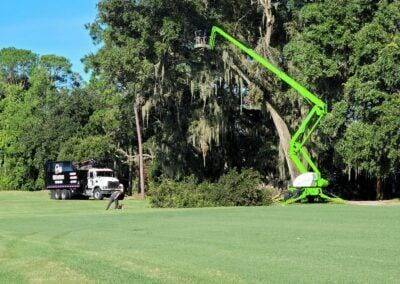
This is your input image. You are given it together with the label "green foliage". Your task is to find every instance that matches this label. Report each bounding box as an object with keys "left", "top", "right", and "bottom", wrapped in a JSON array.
[
  {"left": 0, "top": 47, "right": 37, "bottom": 84},
  {"left": 336, "top": 122, "right": 379, "bottom": 175},
  {"left": 58, "top": 136, "right": 115, "bottom": 163},
  {"left": 149, "top": 169, "right": 274, "bottom": 208},
  {"left": 0, "top": 48, "right": 88, "bottom": 191},
  {"left": 86, "top": 0, "right": 281, "bottom": 182},
  {"left": 39, "top": 54, "right": 74, "bottom": 86},
  {"left": 148, "top": 178, "right": 215, "bottom": 208},
  {"left": 216, "top": 168, "right": 271, "bottom": 206},
  {"left": 286, "top": 0, "right": 400, "bottom": 194}
]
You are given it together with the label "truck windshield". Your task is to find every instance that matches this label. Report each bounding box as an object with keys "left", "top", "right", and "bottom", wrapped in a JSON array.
[{"left": 97, "top": 171, "right": 114, "bottom": 177}]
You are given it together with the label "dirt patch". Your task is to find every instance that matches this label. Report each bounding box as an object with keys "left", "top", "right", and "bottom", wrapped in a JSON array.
[{"left": 347, "top": 199, "right": 400, "bottom": 206}]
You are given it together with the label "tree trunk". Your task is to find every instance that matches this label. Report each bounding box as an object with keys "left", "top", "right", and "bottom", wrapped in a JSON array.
[
  {"left": 128, "top": 162, "right": 133, "bottom": 195},
  {"left": 376, "top": 177, "right": 383, "bottom": 200},
  {"left": 134, "top": 101, "right": 145, "bottom": 199},
  {"left": 257, "top": 0, "right": 299, "bottom": 180},
  {"left": 260, "top": 0, "right": 275, "bottom": 51},
  {"left": 128, "top": 147, "right": 133, "bottom": 196},
  {"left": 266, "top": 102, "right": 298, "bottom": 181}
]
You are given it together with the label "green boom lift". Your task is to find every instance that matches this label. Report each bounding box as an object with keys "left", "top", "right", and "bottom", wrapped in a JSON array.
[{"left": 197, "top": 26, "right": 342, "bottom": 204}]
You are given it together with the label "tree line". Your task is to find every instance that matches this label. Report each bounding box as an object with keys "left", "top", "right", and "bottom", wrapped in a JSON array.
[{"left": 0, "top": 0, "right": 399, "bottom": 200}]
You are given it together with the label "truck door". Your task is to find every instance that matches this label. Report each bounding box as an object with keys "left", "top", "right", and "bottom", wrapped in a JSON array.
[{"left": 88, "top": 171, "right": 95, "bottom": 189}]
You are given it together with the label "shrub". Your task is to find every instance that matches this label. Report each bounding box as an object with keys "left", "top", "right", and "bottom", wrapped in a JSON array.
[
  {"left": 148, "top": 178, "right": 215, "bottom": 208},
  {"left": 216, "top": 168, "right": 263, "bottom": 206},
  {"left": 148, "top": 169, "right": 275, "bottom": 208}
]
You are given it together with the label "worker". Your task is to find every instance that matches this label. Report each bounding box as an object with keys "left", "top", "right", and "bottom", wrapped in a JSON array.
[{"left": 105, "top": 189, "right": 125, "bottom": 210}]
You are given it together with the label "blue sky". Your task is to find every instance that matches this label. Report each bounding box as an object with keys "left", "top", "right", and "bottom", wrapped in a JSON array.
[{"left": 0, "top": 0, "right": 99, "bottom": 80}]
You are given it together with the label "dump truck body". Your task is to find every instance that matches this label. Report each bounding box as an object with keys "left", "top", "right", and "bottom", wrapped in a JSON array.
[{"left": 45, "top": 161, "right": 123, "bottom": 200}]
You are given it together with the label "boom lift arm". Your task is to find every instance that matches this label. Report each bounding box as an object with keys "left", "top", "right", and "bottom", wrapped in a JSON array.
[{"left": 207, "top": 26, "right": 337, "bottom": 203}]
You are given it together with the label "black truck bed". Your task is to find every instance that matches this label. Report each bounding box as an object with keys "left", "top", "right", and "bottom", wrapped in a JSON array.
[{"left": 45, "top": 161, "right": 81, "bottom": 190}]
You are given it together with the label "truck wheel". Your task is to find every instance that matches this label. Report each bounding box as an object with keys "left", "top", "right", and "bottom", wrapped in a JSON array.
[
  {"left": 50, "top": 190, "right": 56, "bottom": 200},
  {"left": 61, "top": 190, "right": 70, "bottom": 200},
  {"left": 54, "top": 190, "right": 62, "bottom": 200},
  {"left": 93, "top": 188, "right": 103, "bottom": 200}
]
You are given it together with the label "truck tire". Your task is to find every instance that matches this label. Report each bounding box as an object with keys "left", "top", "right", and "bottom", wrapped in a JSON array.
[
  {"left": 54, "top": 190, "right": 62, "bottom": 200},
  {"left": 50, "top": 190, "right": 56, "bottom": 199},
  {"left": 93, "top": 188, "right": 103, "bottom": 200},
  {"left": 61, "top": 189, "right": 70, "bottom": 200}
]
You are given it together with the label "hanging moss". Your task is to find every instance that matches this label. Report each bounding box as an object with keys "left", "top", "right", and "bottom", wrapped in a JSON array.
[
  {"left": 188, "top": 115, "right": 223, "bottom": 166},
  {"left": 142, "top": 99, "right": 154, "bottom": 127}
]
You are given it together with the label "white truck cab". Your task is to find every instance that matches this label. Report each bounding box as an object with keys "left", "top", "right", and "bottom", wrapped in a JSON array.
[{"left": 85, "top": 168, "right": 124, "bottom": 200}]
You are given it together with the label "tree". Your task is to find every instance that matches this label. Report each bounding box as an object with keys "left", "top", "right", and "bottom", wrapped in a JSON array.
[
  {"left": 39, "top": 54, "right": 80, "bottom": 87},
  {"left": 285, "top": 0, "right": 400, "bottom": 198},
  {"left": 0, "top": 50, "right": 87, "bottom": 190},
  {"left": 85, "top": 0, "right": 316, "bottom": 188},
  {"left": 84, "top": 0, "right": 155, "bottom": 198},
  {"left": 0, "top": 48, "right": 37, "bottom": 87}
]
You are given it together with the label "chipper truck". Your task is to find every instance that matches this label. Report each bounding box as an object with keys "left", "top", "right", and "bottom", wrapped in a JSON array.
[{"left": 45, "top": 161, "right": 124, "bottom": 200}]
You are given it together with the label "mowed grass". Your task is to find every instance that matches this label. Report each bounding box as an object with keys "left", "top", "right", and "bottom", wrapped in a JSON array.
[{"left": 0, "top": 191, "right": 399, "bottom": 283}]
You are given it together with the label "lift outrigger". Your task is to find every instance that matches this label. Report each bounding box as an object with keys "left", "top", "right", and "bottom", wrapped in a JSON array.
[{"left": 197, "top": 26, "right": 343, "bottom": 204}]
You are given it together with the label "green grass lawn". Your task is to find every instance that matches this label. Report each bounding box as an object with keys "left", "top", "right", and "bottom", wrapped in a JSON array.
[{"left": 0, "top": 191, "right": 399, "bottom": 283}]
